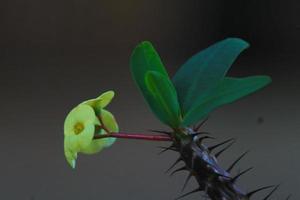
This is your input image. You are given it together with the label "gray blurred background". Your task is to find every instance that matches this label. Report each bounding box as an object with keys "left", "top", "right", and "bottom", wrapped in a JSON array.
[{"left": 0, "top": 0, "right": 299, "bottom": 199}]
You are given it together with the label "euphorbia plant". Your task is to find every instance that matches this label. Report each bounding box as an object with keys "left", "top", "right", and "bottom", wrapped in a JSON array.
[{"left": 63, "top": 38, "right": 288, "bottom": 199}]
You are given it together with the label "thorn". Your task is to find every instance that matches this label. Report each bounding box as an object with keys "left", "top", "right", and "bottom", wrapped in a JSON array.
[
  {"left": 190, "top": 131, "right": 211, "bottom": 138},
  {"left": 175, "top": 188, "right": 201, "bottom": 200},
  {"left": 262, "top": 185, "right": 280, "bottom": 200},
  {"left": 247, "top": 185, "right": 275, "bottom": 198},
  {"left": 227, "top": 151, "right": 249, "bottom": 173},
  {"left": 157, "top": 145, "right": 177, "bottom": 155},
  {"left": 193, "top": 118, "right": 209, "bottom": 131},
  {"left": 181, "top": 172, "right": 193, "bottom": 192},
  {"left": 149, "top": 129, "right": 172, "bottom": 135},
  {"left": 208, "top": 138, "right": 235, "bottom": 152},
  {"left": 196, "top": 136, "right": 215, "bottom": 144},
  {"left": 214, "top": 172, "right": 231, "bottom": 180},
  {"left": 165, "top": 157, "right": 182, "bottom": 173},
  {"left": 215, "top": 141, "right": 235, "bottom": 158},
  {"left": 170, "top": 166, "right": 187, "bottom": 176},
  {"left": 231, "top": 167, "right": 253, "bottom": 183}
]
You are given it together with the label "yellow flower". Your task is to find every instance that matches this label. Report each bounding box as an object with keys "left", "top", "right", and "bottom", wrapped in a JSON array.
[{"left": 63, "top": 90, "right": 119, "bottom": 168}]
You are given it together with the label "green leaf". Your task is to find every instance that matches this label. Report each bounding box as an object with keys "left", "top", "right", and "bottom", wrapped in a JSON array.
[
  {"left": 130, "top": 41, "right": 169, "bottom": 90},
  {"left": 145, "top": 71, "right": 181, "bottom": 127},
  {"left": 173, "top": 38, "right": 249, "bottom": 114},
  {"left": 130, "top": 41, "right": 181, "bottom": 127},
  {"left": 182, "top": 76, "right": 272, "bottom": 126}
]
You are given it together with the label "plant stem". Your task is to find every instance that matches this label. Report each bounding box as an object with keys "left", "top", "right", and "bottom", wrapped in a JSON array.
[{"left": 93, "top": 132, "right": 172, "bottom": 141}]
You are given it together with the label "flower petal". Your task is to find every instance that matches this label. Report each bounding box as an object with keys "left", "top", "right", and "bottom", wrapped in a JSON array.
[
  {"left": 80, "top": 130, "right": 107, "bottom": 154},
  {"left": 64, "top": 138, "right": 78, "bottom": 168},
  {"left": 81, "top": 91, "right": 115, "bottom": 115},
  {"left": 100, "top": 109, "right": 118, "bottom": 147},
  {"left": 97, "top": 90, "right": 115, "bottom": 108},
  {"left": 64, "top": 104, "right": 99, "bottom": 136},
  {"left": 76, "top": 122, "right": 95, "bottom": 149}
]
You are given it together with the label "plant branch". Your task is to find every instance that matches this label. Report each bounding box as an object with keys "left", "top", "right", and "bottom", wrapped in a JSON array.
[
  {"left": 97, "top": 115, "right": 111, "bottom": 133},
  {"left": 93, "top": 132, "right": 172, "bottom": 141}
]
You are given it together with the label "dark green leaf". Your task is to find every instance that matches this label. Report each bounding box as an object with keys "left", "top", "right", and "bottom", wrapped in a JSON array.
[
  {"left": 182, "top": 76, "right": 272, "bottom": 126},
  {"left": 130, "top": 41, "right": 181, "bottom": 127},
  {"left": 130, "top": 41, "right": 169, "bottom": 90},
  {"left": 173, "top": 38, "right": 249, "bottom": 114},
  {"left": 145, "top": 71, "right": 181, "bottom": 127}
]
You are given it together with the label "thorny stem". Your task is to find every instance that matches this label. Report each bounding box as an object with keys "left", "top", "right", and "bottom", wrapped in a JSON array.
[{"left": 93, "top": 132, "right": 172, "bottom": 141}]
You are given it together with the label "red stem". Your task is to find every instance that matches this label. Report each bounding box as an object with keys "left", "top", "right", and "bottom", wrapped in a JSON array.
[{"left": 93, "top": 132, "right": 172, "bottom": 142}]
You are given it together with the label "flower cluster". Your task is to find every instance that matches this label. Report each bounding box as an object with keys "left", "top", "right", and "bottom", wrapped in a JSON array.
[{"left": 63, "top": 91, "right": 118, "bottom": 168}]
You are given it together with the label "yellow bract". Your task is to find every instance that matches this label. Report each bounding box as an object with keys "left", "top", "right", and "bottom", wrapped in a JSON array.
[{"left": 81, "top": 90, "right": 115, "bottom": 115}]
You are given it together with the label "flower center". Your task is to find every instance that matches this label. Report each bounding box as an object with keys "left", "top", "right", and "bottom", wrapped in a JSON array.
[{"left": 74, "top": 122, "right": 85, "bottom": 135}]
